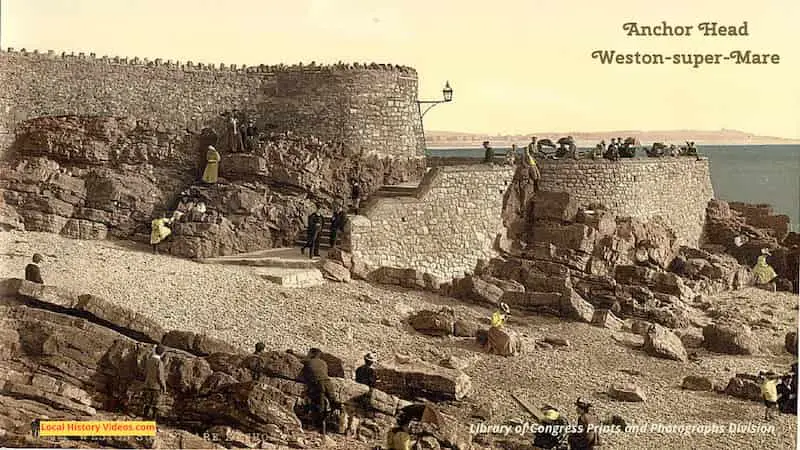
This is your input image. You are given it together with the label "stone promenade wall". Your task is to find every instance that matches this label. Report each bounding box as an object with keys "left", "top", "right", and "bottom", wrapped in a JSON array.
[
  {"left": 537, "top": 157, "right": 714, "bottom": 246},
  {"left": 0, "top": 49, "right": 424, "bottom": 160},
  {"left": 348, "top": 165, "right": 515, "bottom": 281}
]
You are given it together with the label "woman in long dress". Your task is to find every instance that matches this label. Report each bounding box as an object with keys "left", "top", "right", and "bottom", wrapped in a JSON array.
[
  {"left": 150, "top": 215, "right": 175, "bottom": 254},
  {"left": 202, "top": 145, "right": 221, "bottom": 184}
]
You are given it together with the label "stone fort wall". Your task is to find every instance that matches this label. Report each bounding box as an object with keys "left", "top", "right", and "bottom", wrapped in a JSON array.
[
  {"left": 536, "top": 157, "right": 714, "bottom": 247},
  {"left": 0, "top": 48, "right": 425, "bottom": 160},
  {"left": 348, "top": 165, "right": 515, "bottom": 281}
]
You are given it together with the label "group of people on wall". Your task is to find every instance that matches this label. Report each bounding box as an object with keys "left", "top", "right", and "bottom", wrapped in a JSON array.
[{"left": 482, "top": 137, "right": 700, "bottom": 166}]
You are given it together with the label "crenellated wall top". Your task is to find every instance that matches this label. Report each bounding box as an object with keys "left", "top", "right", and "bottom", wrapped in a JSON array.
[{"left": 1, "top": 47, "right": 418, "bottom": 75}]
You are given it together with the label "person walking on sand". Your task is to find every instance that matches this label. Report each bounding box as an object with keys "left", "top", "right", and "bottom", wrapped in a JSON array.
[
  {"left": 202, "top": 145, "right": 221, "bottom": 184},
  {"left": 760, "top": 370, "right": 780, "bottom": 420},
  {"left": 25, "top": 253, "right": 45, "bottom": 284}
]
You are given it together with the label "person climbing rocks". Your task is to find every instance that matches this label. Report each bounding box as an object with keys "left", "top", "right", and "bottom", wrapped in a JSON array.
[
  {"left": 302, "top": 348, "right": 337, "bottom": 434},
  {"left": 482, "top": 141, "right": 494, "bottom": 164},
  {"left": 355, "top": 353, "right": 377, "bottom": 388},
  {"left": 351, "top": 180, "right": 362, "bottom": 214},
  {"left": 525, "top": 142, "right": 541, "bottom": 192},
  {"left": 330, "top": 204, "right": 346, "bottom": 249},
  {"left": 569, "top": 397, "right": 600, "bottom": 449},
  {"left": 150, "top": 213, "right": 175, "bottom": 254},
  {"left": 753, "top": 248, "right": 778, "bottom": 291},
  {"left": 301, "top": 206, "right": 324, "bottom": 258},
  {"left": 760, "top": 370, "right": 780, "bottom": 420},
  {"left": 532, "top": 406, "right": 570, "bottom": 450},
  {"left": 202, "top": 145, "right": 221, "bottom": 184},
  {"left": 142, "top": 344, "right": 167, "bottom": 420},
  {"left": 254, "top": 342, "right": 266, "bottom": 354},
  {"left": 25, "top": 253, "right": 44, "bottom": 284}
]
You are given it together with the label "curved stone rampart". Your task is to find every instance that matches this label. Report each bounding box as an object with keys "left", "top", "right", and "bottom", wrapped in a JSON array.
[
  {"left": 536, "top": 157, "right": 714, "bottom": 247},
  {"left": 0, "top": 48, "right": 423, "bottom": 160}
]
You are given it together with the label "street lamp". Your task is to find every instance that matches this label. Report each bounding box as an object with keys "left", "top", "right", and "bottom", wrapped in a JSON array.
[{"left": 418, "top": 81, "right": 453, "bottom": 118}]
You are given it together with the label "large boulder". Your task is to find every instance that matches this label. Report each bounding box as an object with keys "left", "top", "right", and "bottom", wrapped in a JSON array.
[
  {"left": 702, "top": 323, "right": 759, "bottom": 355},
  {"left": 449, "top": 276, "right": 504, "bottom": 306},
  {"left": 320, "top": 260, "right": 351, "bottom": 283},
  {"left": 559, "top": 290, "right": 595, "bottom": 323},
  {"left": 375, "top": 358, "right": 472, "bottom": 401},
  {"left": 408, "top": 309, "right": 455, "bottom": 337},
  {"left": 162, "top": 330, "right": 241, "bottom": 357},
  {"left": 724, "top": 375, "right": 762, "bottom": 402},
  {"left": 532, "top": 191, "right": 579, "bottom": 223},
  {"left": 643, "top": 324, "right": 688, "bottom": 362}
]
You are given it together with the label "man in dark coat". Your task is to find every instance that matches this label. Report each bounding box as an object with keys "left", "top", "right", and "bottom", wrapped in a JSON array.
[
  {"left": 302, "top": 348, "right": 337, "bottom": 434},
  {"left": 482, "top": 141, "right": 494, "bottom": 164},
  {"left": 301, "top": 206, "right": 324, "bottom": 258},
  {"left": 355, "top": 353, "right": 377, "bottom": 388},
  {"left": 330, "top": 205, "right": 346, "bottom": 249},
  {"left": 25, "top": 253, "right": 44, "bottom": 284}
]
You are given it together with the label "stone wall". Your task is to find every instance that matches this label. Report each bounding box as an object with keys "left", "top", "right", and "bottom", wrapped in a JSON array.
[
  {"left": 536, "top": 158, "right": 713, "bottom": 247},
  {"left": 0, "top": 49, "right": 424, "bottom": 160},
  {"left": 348, "top": 165, "right": 515, "bottom": 280}
]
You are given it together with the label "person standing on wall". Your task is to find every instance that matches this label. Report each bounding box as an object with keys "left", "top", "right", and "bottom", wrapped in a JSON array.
[
  {"left": 482, "top": 141, "right": 494, "bottom": 164},
  {"left": 524, "top": 141, "right": 541, "bottom": 192}
]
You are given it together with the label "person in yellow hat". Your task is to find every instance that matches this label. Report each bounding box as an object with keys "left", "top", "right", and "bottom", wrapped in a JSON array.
[
  {"left": 202, "top": 145, "right": 221, "bottom": 184},
  {"left": 753, "top": 248, "right": 778, "bottom": 291}
]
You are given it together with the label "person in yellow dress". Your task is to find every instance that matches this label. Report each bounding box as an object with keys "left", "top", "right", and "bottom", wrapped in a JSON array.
[
  {"left": 753, "top": 248, "right": 778, "bottom": 291},
  {"left": 150, "top": 214, "right": 175, "bottom": 254},
  {"left": 202, "top": 145, "right": 221, "bottom": 184}
]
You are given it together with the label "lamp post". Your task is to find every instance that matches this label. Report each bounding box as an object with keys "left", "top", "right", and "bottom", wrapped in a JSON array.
[{"left": 417, "top": 81, "right": 453, "bottom": 118}]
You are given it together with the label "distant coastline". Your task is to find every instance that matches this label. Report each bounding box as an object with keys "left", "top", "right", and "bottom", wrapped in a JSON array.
[{"left": 426, "top": 129, "right": 800, "bottom": 148}]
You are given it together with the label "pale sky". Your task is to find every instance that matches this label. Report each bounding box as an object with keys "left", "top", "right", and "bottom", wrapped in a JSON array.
[{"left": 2, "top": 0, "right": 799, "bottom": 138}]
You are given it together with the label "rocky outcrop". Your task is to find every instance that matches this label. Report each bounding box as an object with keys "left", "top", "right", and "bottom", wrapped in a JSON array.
[
  {"left": 1, "top": 115, "right": 425, "bottom": 258},
  {"left": 0, "top": 279, "right": 454, "bottom": 447}
]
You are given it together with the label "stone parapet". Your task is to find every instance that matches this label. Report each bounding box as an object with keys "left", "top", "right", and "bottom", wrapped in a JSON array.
[{"left": 349, "top": 164, "right": 514, "bottom": 281}]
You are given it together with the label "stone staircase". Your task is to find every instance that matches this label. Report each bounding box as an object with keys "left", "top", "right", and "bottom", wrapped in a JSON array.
[
  {"left": 197, "top": 180, "right": 423, "bottom": 287},
  {"left": 198, "top": 248, "right": 326, "bottom": 287}
]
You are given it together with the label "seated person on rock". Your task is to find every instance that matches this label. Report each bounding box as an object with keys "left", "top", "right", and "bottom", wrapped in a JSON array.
[
  {"left": 753, "top": 248, "right": 778, "bottom": 291},
  {"left": 25, "top": 253, "right": 45, "bottom": 284},
  {"left": 355, "top": 352, "right": 377, "bottom": 388},
  {"left": 486, "top": 303, "right": 520, "bottom": 356},
  {"left": 532, "top": 406, "right": 570, "bottom": 450},
  {"left": 778, "top": 363, "right": 798, "bottom": 415},
  {"left": 254, "top": 342, "right": 265, "bottom": 354}
]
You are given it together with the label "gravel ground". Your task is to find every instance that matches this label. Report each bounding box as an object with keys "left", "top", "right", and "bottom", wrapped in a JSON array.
[{"left": 1, "top": 231, "right": 797, "bottom": 450}]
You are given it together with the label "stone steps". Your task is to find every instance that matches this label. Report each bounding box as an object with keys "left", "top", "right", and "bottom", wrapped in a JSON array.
[{"left": 253, "top": 267, "right": 325, "bottom": 288}]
